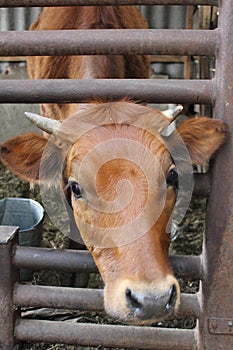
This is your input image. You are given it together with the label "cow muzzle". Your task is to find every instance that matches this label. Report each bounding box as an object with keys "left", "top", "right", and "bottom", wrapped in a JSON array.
[
  {"left": 125, "top": 284, "right": 178, "bottom": 320},
  {"left": 104, "top": 276, "right": 180, "bottom": 324}
]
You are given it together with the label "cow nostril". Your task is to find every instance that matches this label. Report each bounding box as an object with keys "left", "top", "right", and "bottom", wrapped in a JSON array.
[
  {"left": 126, "top": 288, "right": 142, "bottom": 310},
  {"left": 125, "top": 284, "right": 178, "bottom": 320},
  {"left": 0, "top": 146, "right": 9, "bottom": 153},
  {"left": 165, "top": 284, "right": 177, "bottom": 312}
]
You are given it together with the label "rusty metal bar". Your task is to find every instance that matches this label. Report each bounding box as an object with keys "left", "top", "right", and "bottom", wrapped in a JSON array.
[
  {"left": 177, "top": 293, "right": 200, "bottom": 318},
  {"left": 0, "top": 29, "right": 218, "bottom": 57},
  {"left": 13, "top": 246, "right": 201, "bottom": 279},
  {"left": 13, "top": 284, "right": 104, "bottom": 311},
  {"left": 198, "top": 0, "right": 233, "bottom": 348},
  {"left": 193, "top": 173, "right": 211, "bottom": 198},
  {"left": 0, "top": 0, "right": 219, "bottom": 6},
  {"left": 170, "top": 255, "right": 201, "bottom": 280},
  {"left": 0, "top": 79, "right": 214, "bottom": 104},
  {"left": 13, "top": 284, "right": 200, "bottom": 317},
  {"left": 15, "top": 319, "right": 197, "bottom": 349},
  {"left": 13, "top": 246, "right": 98, "bottom": 273},
  {"left": 0, "top": 226, "right": 20, "bottom": 350}
]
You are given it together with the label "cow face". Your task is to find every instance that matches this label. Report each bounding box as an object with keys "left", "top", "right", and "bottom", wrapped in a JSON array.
[
  {"left": 66, "top": 121, "right": 179, "bottom": 323},
  {"left": 0, "top": 102, "right": 227, "bottom": 324}
]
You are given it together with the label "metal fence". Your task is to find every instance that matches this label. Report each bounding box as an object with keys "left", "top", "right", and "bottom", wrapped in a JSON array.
[
  {"left": 0, "top": 4, "right": 187, "bottom": 79},
  {"left": 0, "top": 0, "right": 233, "bottom": 349}
]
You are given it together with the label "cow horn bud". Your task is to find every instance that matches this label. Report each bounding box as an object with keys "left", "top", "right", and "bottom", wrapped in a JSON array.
[
  {"left": 25, "top": 112, "right": 61, "bottom": 134},
  {"left": 160, "top": 105, "right": 183, "bottom": 137},
  {"left": 162, "top": 105, "right": 183, "bottom": 122}
]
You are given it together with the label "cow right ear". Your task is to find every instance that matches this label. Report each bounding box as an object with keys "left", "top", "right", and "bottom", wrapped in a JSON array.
[{"left": 0, "top": 133, "right": 52, "bottom": 183}]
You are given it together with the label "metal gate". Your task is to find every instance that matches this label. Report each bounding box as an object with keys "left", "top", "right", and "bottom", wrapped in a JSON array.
[{"left": 0, "top": 0, "right": 232, "bottom": 349}]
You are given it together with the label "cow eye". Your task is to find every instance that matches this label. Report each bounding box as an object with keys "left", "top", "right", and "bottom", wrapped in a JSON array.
[
  {"left": 71, "top": 182, "right": 83, "bottom": 199},
  {"left": 67, "top": 181, "right": 83, "bottom": 200},
  {"left": 166, "top": 168, "right": 178, "bottom": 188}
]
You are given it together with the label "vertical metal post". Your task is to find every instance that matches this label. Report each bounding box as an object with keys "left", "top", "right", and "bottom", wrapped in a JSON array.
[
  {"left": 199, "top": 0, "right": 233, "bottom": 348},
  {"left": 0, "top": 226, "right": 20, "bottom": 350}
]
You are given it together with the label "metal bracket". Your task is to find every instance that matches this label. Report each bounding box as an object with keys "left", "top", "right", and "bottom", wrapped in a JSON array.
[{"left": 209, "top": 318, "right": 233, "bottom": 335}]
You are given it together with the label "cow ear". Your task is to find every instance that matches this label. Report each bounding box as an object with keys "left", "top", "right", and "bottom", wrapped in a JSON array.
[
  {"left": 177, "top": 117, "right": 227, "bottom": 166},
  {"left": 0, "top": 133, "right": 49, "bottom": 183}
]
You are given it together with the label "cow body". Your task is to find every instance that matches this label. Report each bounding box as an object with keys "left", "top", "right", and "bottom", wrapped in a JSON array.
[
  {"left": 27, "top": 6, "right": 150, "bottom": 121},
  {"left": 0, "top": 6, "right": 227, "bottom": 324}
]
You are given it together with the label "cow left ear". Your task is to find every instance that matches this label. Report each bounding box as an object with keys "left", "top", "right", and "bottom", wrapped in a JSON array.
[
  {"left": 0, "top": 133, "right": 47, "bottom": 183},
  {"left": 0, "top": 133, "right": 66, "bottom": 185},
  {"left": 177, "top": 117, "right": 227, "bottom": 166}
]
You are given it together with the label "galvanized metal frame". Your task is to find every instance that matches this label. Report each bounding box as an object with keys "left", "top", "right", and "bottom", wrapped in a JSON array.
[{"left": 0, "top": 0, "right": 233, "bottom": 349}]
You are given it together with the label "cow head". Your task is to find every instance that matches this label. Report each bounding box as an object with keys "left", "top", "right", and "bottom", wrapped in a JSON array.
[{"left": 0, "top": 102, "right": 226, "bottom": 324}]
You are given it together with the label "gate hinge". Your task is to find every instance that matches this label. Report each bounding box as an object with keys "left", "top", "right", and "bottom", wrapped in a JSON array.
[{"left": 209, "top": 317, "right": 233, "bottom": 335}]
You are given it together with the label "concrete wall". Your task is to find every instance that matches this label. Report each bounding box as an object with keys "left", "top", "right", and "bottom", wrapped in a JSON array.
[{"left": 0, "top": 65, "right": 40, "bottom": 143}]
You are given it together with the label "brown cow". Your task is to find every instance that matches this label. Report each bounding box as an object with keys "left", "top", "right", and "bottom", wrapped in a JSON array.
[
  {"left": 0, "top": 6, "right": 227, "bottom": 324},
  {"left": 26, "top": 6, "right": 150, "bottom": 120}
]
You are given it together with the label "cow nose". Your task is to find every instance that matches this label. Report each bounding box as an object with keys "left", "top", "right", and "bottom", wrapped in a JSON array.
[{"left": 125, "top": 284, "right": 177, "bottom": 320}]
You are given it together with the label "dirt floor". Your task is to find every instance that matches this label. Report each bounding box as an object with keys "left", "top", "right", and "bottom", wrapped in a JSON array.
[{"left": 0, "top": 162, "right": 205, "bottom": 350}]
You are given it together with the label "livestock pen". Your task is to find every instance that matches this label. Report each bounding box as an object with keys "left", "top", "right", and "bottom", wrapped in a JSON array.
[{"left": 0, "top": 0, "right": 233, "bottom": 349}]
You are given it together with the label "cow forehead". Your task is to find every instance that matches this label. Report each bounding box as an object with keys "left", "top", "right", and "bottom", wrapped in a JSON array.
[
  {"left": 56, "top": 101, "right": 170, "bottom": 144},
  {"left": 67, "top": 123, "right": 173, "bottom": 179},
  {"left": 56, "top": 102, "right": 173, "bottom": 177}
]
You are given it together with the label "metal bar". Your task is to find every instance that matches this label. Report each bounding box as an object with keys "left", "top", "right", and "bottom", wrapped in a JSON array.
[
  {"left": 13, "top": 284, "right": 104, "bottom": 311},
  {"left": 0, "top": 0, "right": 219, "bottom": 6},
  {"left": 13, "top": 246, "right": 201, "bottom": 279},
  {"left": 13, "top": 284, "right": 200, "bottom": 317},
  {"left": 13, "top": 246, "right": 98, "bottom": 273},
  {"left": 170, "top": 255, "right": 201, "bottom": 280},
  {"left": 177, "top": 293, "right": 200, "bottom": 318},
  {"left": 0, "top": 29, "right": 218, "bottom": 57},
  {"left": 198, "top": 0, "right": 233, "bottom": 348},
  {"left": 0, "top": 226, "right": 20, "bottom": 350},
  {"left": 0, "top": 79, "right": 214, "bottom": 104},
  {"left": 15, "top": 319, "right": 197, "bottom": 349},
  {"left": 193, "top": 173, "right": 211, "bottom": 198}
]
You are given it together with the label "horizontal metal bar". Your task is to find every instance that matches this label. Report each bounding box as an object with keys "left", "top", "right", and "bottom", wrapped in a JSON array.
[
  {"left": 170, "top": 255, "right": 201, "bottom": 280},
  {"left": 13, "top": 283, "right": 200, "bottom": 318},
  {"left": 177, "top": 293, "right": 200, "bottom": 318},
  {"left": 15, "top": 319, "right": 197, "bottom": 349},
  {"left": 0, "top": 29, "right": 218, "bottom": 57},
  {"left": 0, "top": 79, "right": 214, "bottom": 104},
  {"left": 0, "top": 0, "right": 219, "bottom": 6},
  {"left": 13, "top": 246, "right": 98, "bottom": 273},
  {"left": 193, "top": 172, "right": 211, "bottom": 198},
  {"left": 13, "top": 284, "right": 104, "bottom": 311},
  {"left": 13, "top": 246, "right": 201, "bottom": 279}
]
